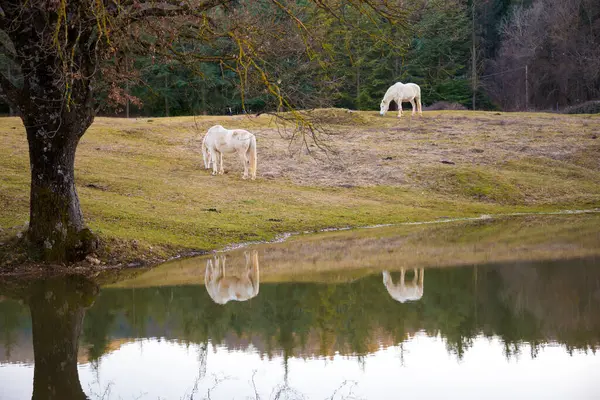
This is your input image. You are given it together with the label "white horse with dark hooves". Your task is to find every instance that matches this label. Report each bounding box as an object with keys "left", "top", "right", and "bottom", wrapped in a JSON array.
[
  {"left": 380, "top": 82, "right": 423, "bottom": 118},
  {"left": 202, "top": 125, "right": 257, "bottom": 180}
]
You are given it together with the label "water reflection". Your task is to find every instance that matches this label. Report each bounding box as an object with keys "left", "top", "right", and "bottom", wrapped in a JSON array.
[
  {"left": 1, "top": 215, "right": 600, "bottom": 398},
  {"left": 3, "top": 260, "right": 600, "bottom": 364},
  {"left": 382, "top": 268, "right": 424, "bottom": 303},
  {"left": 0, "top": 276, "right": 98, "bottom": 400},
  {"left": 205, "top": 250, "right": 260, "bottom": 305}
]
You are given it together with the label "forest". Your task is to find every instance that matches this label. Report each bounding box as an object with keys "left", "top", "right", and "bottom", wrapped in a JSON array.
[{"left": 1, "top": 0, "right": 598, "bottom": 117}]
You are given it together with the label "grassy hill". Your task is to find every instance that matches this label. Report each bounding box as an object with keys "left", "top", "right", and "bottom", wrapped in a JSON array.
[{"left": 1, "top": 109, "right": 599, "bottom": 265}]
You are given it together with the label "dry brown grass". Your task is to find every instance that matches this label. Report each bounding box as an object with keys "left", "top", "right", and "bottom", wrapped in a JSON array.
[
  {"left": 82, "top": 110, "right": 600, "bottom": 191},
  {"left": 200, "top": 110, "right": 600, "bottom": 189}
]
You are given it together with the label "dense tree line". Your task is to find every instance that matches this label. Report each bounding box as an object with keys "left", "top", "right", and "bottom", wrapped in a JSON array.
[
  {"left": 1, "top": 0, "right": 596, "bottom": 117},
  {"left": 111, "top": 0, "right": 594, "bottom": 113}
]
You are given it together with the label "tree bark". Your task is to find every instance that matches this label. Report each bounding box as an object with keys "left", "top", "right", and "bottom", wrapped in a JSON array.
[{"left": 25, "top": 122, "right": 96, "bottom": 262}]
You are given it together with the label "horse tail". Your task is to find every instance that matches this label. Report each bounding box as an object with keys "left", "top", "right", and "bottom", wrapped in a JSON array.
[
  {"left": 248, "top": 134, "right": 257, "bottom": 180},
  {"left": 416, "top": 85, "right": 423, "bottom": 114},
  {"left": 201, "top": 136, "right": 210, "bottom": 169}
]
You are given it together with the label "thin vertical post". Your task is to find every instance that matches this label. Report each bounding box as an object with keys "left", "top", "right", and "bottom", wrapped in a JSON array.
[
  {"left": 125, "top": 88, "right": 130, "bottom": 118},
  {"left": 164, "top": 74, "right": 169, "bottom": 117},
  {"left": 525, "top": 64, "right": 528, "bottom": 111},
  {"left": 125, "top": 55, "right": 130, "bottom": 119}
]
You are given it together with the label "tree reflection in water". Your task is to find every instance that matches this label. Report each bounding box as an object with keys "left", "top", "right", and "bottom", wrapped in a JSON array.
[{"left": 1, "top": 275, "right": 98, "bottom": 400}]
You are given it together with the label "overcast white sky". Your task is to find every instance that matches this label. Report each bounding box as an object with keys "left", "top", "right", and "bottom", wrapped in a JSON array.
[{"left": 2, "top": 333, "right": 599, "bottom": 400}]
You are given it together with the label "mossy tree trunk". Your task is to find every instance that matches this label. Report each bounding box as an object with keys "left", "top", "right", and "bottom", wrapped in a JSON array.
[
  {"left": 20, "top": 52, "right": 98, "bottom": 262},
  {"left": 0, "top": 2, "right": 99, "bottom": 262},
  {"left": 25, "top": 119, "right": 96, "bottom": 262}
]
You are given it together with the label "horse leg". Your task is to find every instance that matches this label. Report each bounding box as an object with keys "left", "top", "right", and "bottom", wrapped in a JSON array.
[
  {"left": 250, "top": 250, "right": 259, "bottom": 295},
  {"left": 410, "top": 99, "right": 416, "bottom": 116},
  {"left": 205, "top": 259, "right": 213, "bottom": 282},
  {"left": 417, "top": 96, "right": 423, "bottom": 116},
  {"left": 382, "top": 271, "right": 391, "bottom": 286},
  {"left": 397, "top": 101, "right": 403, "bottom": 118},
  {"left": 211, "top": 150, "right": 219, "bottom": 175},
  {"left": 218, "top": 151, "right": 224, "bottom": 175},
  {"left": 219, "top": 255, "right": 226, "bottom": 276}
]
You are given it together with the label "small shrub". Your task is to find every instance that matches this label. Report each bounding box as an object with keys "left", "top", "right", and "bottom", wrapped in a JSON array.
[
  {"left": 562, "top": 101, "right": 600, "bottom": 115},
  {"left": 424, "top": 101, "right": 468, "bottom": 111}
]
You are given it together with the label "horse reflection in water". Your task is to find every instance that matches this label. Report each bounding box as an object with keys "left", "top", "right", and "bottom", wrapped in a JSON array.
[
  {"left": 205, "top": 250, "right": 260, "bottom": 304},
  {"left": 383, "top": 268, "right": 424, "bottom": 303}
]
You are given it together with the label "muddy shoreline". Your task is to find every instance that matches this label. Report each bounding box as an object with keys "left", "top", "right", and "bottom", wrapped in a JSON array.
[{"left": 1, "top": 208, "right": 598, "bottom": 282}]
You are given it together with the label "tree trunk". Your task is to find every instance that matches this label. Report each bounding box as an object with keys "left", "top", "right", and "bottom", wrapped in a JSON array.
[
  {"left": 1, "top": 0, "right": 103, "bottom": 264},
  {"left": 29, "top": 276, "right": 99, "bottom": 400},
  {"left": 24, "top": 117, "right": 97, "bottom": 262},
  {"left": 471, "top": 0, "right": 477, "bottom": 110},
  {"left": 164, "top": 75, "right": 170, "bottom": 117}
]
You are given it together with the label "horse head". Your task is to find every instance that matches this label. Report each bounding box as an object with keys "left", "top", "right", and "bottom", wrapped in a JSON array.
[{"left": 380, "top": 99, "right": 389, "bottom": 116}]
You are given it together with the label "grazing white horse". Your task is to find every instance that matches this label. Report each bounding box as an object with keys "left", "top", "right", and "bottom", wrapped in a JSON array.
[
  {"left": 205, "top": 251, "right": 260, "bottom": 305},
  {"left": 202, "top": 125, "right": 257, "bottom": 180},
  {"left": 382, "top": 268, "right": 424, "bottom": 303},
  {"left": 380, "top": 82, "right": 423, "bottom": 118}
]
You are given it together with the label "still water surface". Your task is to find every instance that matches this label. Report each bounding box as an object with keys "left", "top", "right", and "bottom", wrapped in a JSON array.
[{"left": 1, "top": 215, "right": 600, "bottom": 399}]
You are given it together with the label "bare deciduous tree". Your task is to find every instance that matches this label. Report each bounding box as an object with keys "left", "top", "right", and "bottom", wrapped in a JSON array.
[{"left": 486, "top": 0, "right": 600, "bottom": 111}]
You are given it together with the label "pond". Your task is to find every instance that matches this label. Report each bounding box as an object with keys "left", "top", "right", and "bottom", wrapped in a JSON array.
[{"left": 1, "top": 214, "right": 600, "bottom": 399}]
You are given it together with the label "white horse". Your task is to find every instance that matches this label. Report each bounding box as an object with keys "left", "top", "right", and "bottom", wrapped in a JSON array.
[
  {"left": 202, "top": 125, "right": 257, "bottom": 180},
  {"left": 383, "top": 268, "right": 424, "bottom": 303},
  {"left": 380, "top": 82, "right": 423, "bottom": 118},
  {"left": 205, "top": 251, "right": 260, "bottom": 305}
]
